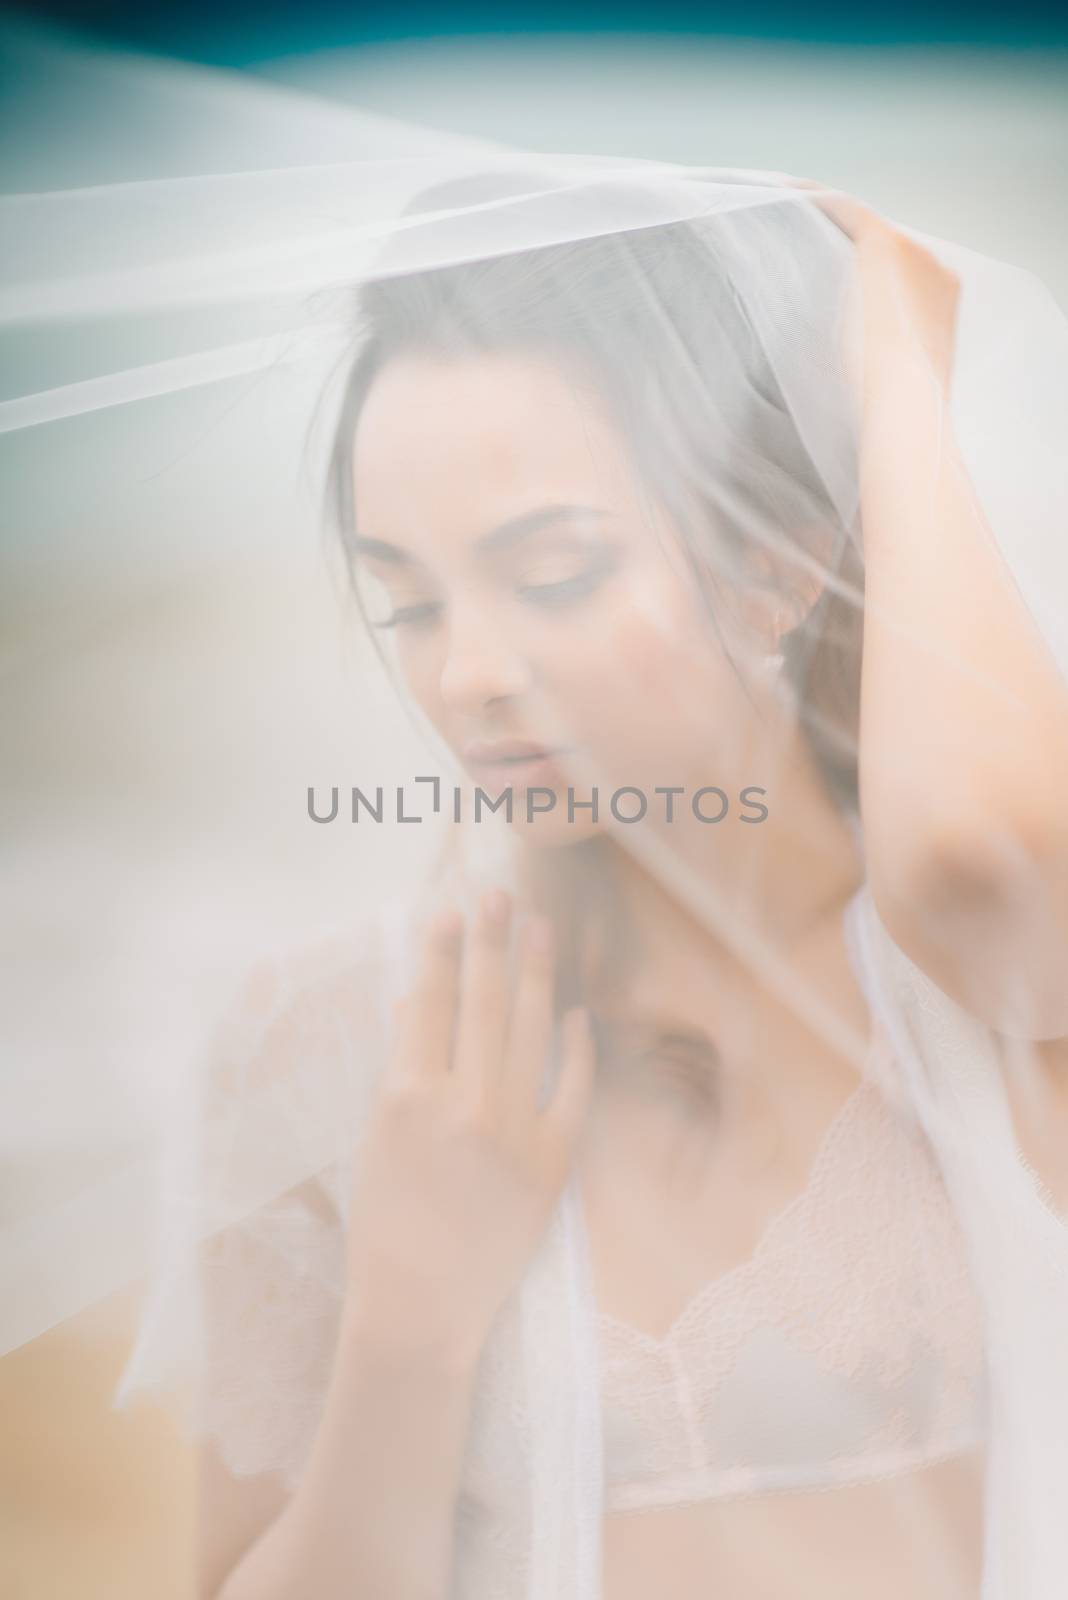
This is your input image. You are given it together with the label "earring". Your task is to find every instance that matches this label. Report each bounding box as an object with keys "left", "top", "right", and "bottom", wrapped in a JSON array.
[{"left": 765, "top": 608, "right": 788, "bottom": 676}]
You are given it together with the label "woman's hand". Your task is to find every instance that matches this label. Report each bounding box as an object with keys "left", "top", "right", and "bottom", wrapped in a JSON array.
[
  {"left": 791, "top": 178, "right": 961, "bottom": 403},
  {"left": 342, "top": 889, "right": 596, "bottom": 1364}
]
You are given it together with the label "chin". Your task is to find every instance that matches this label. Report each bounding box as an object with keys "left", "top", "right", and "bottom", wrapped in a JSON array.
[
  {"left": 505, "top": 792, "right": 604, "bottom": 849},
  {"left": 514, "top": 819, "right": 604, "bottom": 850}
]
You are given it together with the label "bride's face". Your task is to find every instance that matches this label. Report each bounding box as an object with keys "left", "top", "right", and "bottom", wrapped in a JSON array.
[{"left": 351, "top": 351, "right": 773, "bottom": 845}]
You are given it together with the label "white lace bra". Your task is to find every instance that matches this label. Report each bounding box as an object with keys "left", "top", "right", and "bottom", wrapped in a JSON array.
[{"left": 596, "top": 1080, "right": 986, "bottom": 1512}]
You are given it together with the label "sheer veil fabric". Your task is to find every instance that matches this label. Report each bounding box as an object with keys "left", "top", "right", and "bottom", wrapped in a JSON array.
[{"left": 4, "top": 19, "right": 1068, "bottom": 1599}]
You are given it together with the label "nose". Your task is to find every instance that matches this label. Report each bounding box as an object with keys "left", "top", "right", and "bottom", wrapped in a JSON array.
[{"left": 438, "top": 597, "right": 532, "bottom": 714}]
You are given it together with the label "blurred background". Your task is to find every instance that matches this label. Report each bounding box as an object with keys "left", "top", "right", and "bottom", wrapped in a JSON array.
[{"left": 2, "top": 3, "right": 1067, "bottom": 1596}]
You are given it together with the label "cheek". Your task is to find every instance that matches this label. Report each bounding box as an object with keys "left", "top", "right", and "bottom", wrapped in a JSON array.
[
  {"left": 537, "top": 570, "right": 735, "bottom": 752},
  {"left": 389, "top": 635, "right": 448, "bottom": 728}
]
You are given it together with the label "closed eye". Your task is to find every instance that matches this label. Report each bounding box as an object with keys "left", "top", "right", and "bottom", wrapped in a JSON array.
[
  {"left": 370, "top": 599, "right": 443, "bottom": 630},
  {"left": 516, "top": 559, "right": 618, "bottom": 607},
  {"left": 369, "top": 552, "right": 619, "bottom": 627}
]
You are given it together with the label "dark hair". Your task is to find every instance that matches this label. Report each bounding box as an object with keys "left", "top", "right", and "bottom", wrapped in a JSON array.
[{"left": 324, "top": 199, "right": 864, "bottom": 815}]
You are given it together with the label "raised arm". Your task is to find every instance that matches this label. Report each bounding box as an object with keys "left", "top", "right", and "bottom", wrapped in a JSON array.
[{"left": 814, "top": 191, "right": 1068, "bottom": 1037}]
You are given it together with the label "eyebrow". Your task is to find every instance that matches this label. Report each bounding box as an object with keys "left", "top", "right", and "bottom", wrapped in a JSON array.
[{"left": 350, "top": 504, "right": 611, "bottom": 567}]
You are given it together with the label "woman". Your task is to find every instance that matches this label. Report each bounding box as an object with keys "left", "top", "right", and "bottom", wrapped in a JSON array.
[
  {"left": 131, "top": 178, "right": 1068, "bottom": 1599},
  {"left": 3, "top": 26, "right": 1067, "bottom": 1582}
]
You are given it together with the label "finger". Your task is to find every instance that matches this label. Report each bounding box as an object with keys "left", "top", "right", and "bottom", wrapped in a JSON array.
[
  {"left": 452, "top": 888, "right": 513, "bottom": 1102},
  {"left": 391, "top": 905, "right": 464, "bottom": 1084},
  {"left": 541, "top": 1006, "right": 597, "bottom": 1154},
  {"left": 500, "top": 913, "right": 556, "bottom": 1128},
  {"left": 781, "top": 176, "right": 872, "bottom": 244}
]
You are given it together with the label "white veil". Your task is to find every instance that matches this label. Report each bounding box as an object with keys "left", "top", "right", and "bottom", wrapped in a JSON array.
[{"left": 4, "top": 18, "right": 1068, "bottom": 1599}]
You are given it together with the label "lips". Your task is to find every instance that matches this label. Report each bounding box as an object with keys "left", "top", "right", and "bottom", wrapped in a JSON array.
[
  {"left": 462, "top": 738, "right": 574, "bottom": 789},
  {"left": 465, "top": 738, "right": 559, "bottom": 763}
]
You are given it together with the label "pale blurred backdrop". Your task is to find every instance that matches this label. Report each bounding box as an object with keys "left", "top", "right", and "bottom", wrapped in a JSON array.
[{"left": 2, "top": 16, "right": 1067, "bottom": 1600}]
